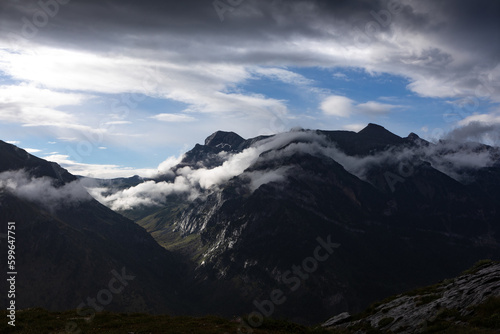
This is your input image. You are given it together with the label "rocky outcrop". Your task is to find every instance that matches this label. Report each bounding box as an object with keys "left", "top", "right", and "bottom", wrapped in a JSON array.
[
  {"left": 204, "top": 131, "right": 245, "bottom": 150},
  {"left": 323, "top": 260, "right": 500, "bottom": 333}
]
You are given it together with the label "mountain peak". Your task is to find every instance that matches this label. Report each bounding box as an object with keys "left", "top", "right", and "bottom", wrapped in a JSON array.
[
  {"left": 407, "top": 132, "right": 420, "bottom": 140},
  {"left": 405, "top": 132, "right": 431, "bottom": 146},
  {"left": 0, "top": 139, "right": 75, "bottom": 183},
  {"left": 204, "top": 131, "right": 245, "bottom": 150},
  {"left": 358, "top": 123, "right": 402, "bottom": 142},
  {"left": 359, "top": 123, "right": 388, "bottom": 134}
]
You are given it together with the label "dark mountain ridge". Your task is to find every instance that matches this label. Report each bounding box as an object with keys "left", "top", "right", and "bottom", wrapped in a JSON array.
[
  {"left": 2, "top": 123, "right": 499, "bottom": 325},
  {"left": 116, "top": 124, "right": 500, "bottom": 324},
  {"left": 0, "top": 142, "right": 193, "bottom": 314}
]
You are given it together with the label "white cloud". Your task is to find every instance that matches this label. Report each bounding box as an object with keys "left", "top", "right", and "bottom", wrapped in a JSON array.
[
  {"left": 88, "top": 131, "right": 328, "bottom": 210},
  {"left": 458, "top": 112, "right": 500, "bottom": 126},
  {"left": 333, "top": 72, "right": 348, "bottom": 79},
  {"left": 24, "top": 148, "right": 42, "bottom": 153},
  {"left": 356, "top": 101, "right": 400, "bottom": 115},
  {"left": 0, "top": 169, "right": 91, "bottom": 211},
  {"left": 0, "top": 45, "right": 292, "bottom": 150},
  {"left": 343, "top": 123, "right": 366, "bottom": 132},
  {"left": 320, "top": 95, "right": 354, "bottom": 117},
  {"left": 104, "top": 121, "right": 132, "bottom": 125},
  {"left": 407, "top": 76, "right": 463, "bottom": 98},
  {"left": 151, "top": 114, "right": 196, "bottom": 122},
  {"left": 245, "top": 167, "right": 291, "bottom": 192},
  {"left": 90, "top": 177, "right": 192, "bottom": 211},
  {"left": 43, "top": 154, "right": 158, "bottom": 179},
  {"left": 84, "top": 128, "right": 500, "bottom": 211},
  {"left": 0, "top": 83, "right": 86, "bottom": 126},
  {"left": 444, "top": 109, "right": 500, "bottom": 145},
  {"left": 1, "top": 0, "right": 499, "bottom": 177},
  {"left": 0, "top": 83, "right": 86, "bottom": 109},
  {"left": 0, "top": 47, "right": 288, "bottom": 122},
  {"left": 321, "top": 96, "right": 400, "bottom": 118},
  {"left": 158, "top": 154, "right": 184, "bottom": 175},
  {"left": 253, "top": 67, "right": 313, "bottom": 85}
]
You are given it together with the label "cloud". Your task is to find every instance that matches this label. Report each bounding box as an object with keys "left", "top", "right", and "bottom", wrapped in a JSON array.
[
  {"left": 43, "top": 154, "right": 158, "bottom": 179},
  {"left": 0, "top": 83, "right": 86, "bottom": 126},
  {"left": 406, "top": 76, "right": 462, "bottom": 98},
  {"left": 343, "top": 123, "right": 367, "bottom": 132},
  {"left": 104, "top": 121, "right": 132, "bottom": 125},
  {"left": 88, "top": 177, "right": 193, "bottom": 211},
  {"left": 0, "top": 169, "right": 92, "bottom": 211},
  {"left": 151, "top": 114, "right": 196, "bottom": 122},
  {"left": 1, "top": 0, "right": 499, "bottom": 106},
  {"left": 244, "top": 167, "right": 292, "bottom": 193},
  {"left": 446, "top": 121, "right": 500, "bottom": 146},
  {"left": 24, "top": 148, "right": 41, "bottom": 153},
  {"left": 356, "top": 101, "right": 401, "bottom": 115},
  {"left": 252, "top": 67, "right": 313, "bottom": 86},
  {"left": 1, "top": 0, "right": 500, "bottom": 177},
  {"left": 320, "top": 95, "right": 354, "bottom": 117},
  {"left": 332, "top": 73, "right": 348, "bottom": 80},
  {"left": 88, "top": 131, "right": 331, "bottom": 210},
  {"left": 0, "top": 47, "right": 289, "bottom": 123},
  {"left": 157, "top": 154, "right": 184, "bottom": 176},
  {"left": 86, "top": 127, "right": 500, "bottom": 211},
  {"left": 321, "top": 96, "right": 401, "bottom": 117},
  {"left": 326, "top": 137, "right": 499, "bottom": 182},
  {"left": 438, "top": 110, "right": 500, "bottom": 146}
]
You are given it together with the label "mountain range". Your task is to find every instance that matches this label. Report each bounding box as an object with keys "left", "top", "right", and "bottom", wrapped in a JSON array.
[
  {"left": 1, "top": 123, "right": 499, "bottom": 326},
  {"left": 0, "top": 140, "right": 191, "bottom": 315}
]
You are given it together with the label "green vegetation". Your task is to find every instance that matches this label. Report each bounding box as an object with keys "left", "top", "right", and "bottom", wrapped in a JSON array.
[
  {"left": 327, "top": 320, "right": 384, "bottom": 334},
  {"left": 461, "top": 259, "right": 496, "bottom": 275},
  {"left": 419, "top": 297, "right": 500, "bottom": 333},
  {"left": 415, "top": 293, "right": 442, "bottom": 306},
  {"left": 2, "top": 293, "right": 498, "bottom": 333},
  {"left": 5, "top": 262, "right": 498, "bottom": 333},
  {"left": 404, "top": 282, "right": 444, "bottom": 297},
  {"left": 377, "top": 317, "right": 394, "bottom": 328},
  {"left": 323, "top": 297, "right": 500, "bottom": 333},
  {"left": 135, "top": 200, "right": 210, "bottom": 263},
  {"left": 0, "top": 309, "right": 330, "bottom": 334},
  {"left": 349, "top": 294, "right": 400, "bottom": 321}
]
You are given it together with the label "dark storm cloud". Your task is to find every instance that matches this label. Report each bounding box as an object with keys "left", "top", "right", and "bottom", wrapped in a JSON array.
[
  {"left": 1, "top": 0, "right": 496, "bottom": 65},
  {"left": 446, "top": 121, "right": 500, "bottom": 144},
  {"left": 1, "top": 0, "right": 499, "bottom": 101},
  {"left": 0, "top": 0, "right": 495, "bottom": 54}
]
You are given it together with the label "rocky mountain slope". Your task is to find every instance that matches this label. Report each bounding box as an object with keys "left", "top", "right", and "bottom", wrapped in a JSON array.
[
  {"left": 3, "top": 123, "right": 498, "bottom": 325},
  {"left": 90, "top": 124, "right": 500, "bottom": 324},
  {"left": 0, "top": 140, "right": 191, "bottom": 314},
  {"left": 323, "top": 260, "right": 500, "bottom": 333}
]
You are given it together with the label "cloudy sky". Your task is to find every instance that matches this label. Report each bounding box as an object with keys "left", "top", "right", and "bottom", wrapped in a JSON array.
[{"left": 0, "top": 0, "right": 499, "bottom": 178}]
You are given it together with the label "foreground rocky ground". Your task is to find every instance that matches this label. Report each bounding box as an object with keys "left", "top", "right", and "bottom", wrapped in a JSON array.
[
  {"left": 323, "top": 260, "right": 500, "bottom": 333},
  {"left": 2, "top": 261, "right": 499, "bottom": 334}
]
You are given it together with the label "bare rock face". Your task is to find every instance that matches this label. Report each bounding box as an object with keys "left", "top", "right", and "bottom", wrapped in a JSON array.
[
  {"left": 324, "top": 261, "right": 500, "bottom": 333},
  {"left": 204, "top": 131, "right": 245, "bottom": 150},
  {"left": 322, "top": 312, "right": 352, "bottom": 327}
]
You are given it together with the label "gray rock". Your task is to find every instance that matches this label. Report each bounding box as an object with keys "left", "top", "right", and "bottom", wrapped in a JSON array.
[
  {"left": 323, "top": 261, "right": 500, "bottom": 333},
  {"left": 322, "top": 312, "right": 351, "bottom": 327}
]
